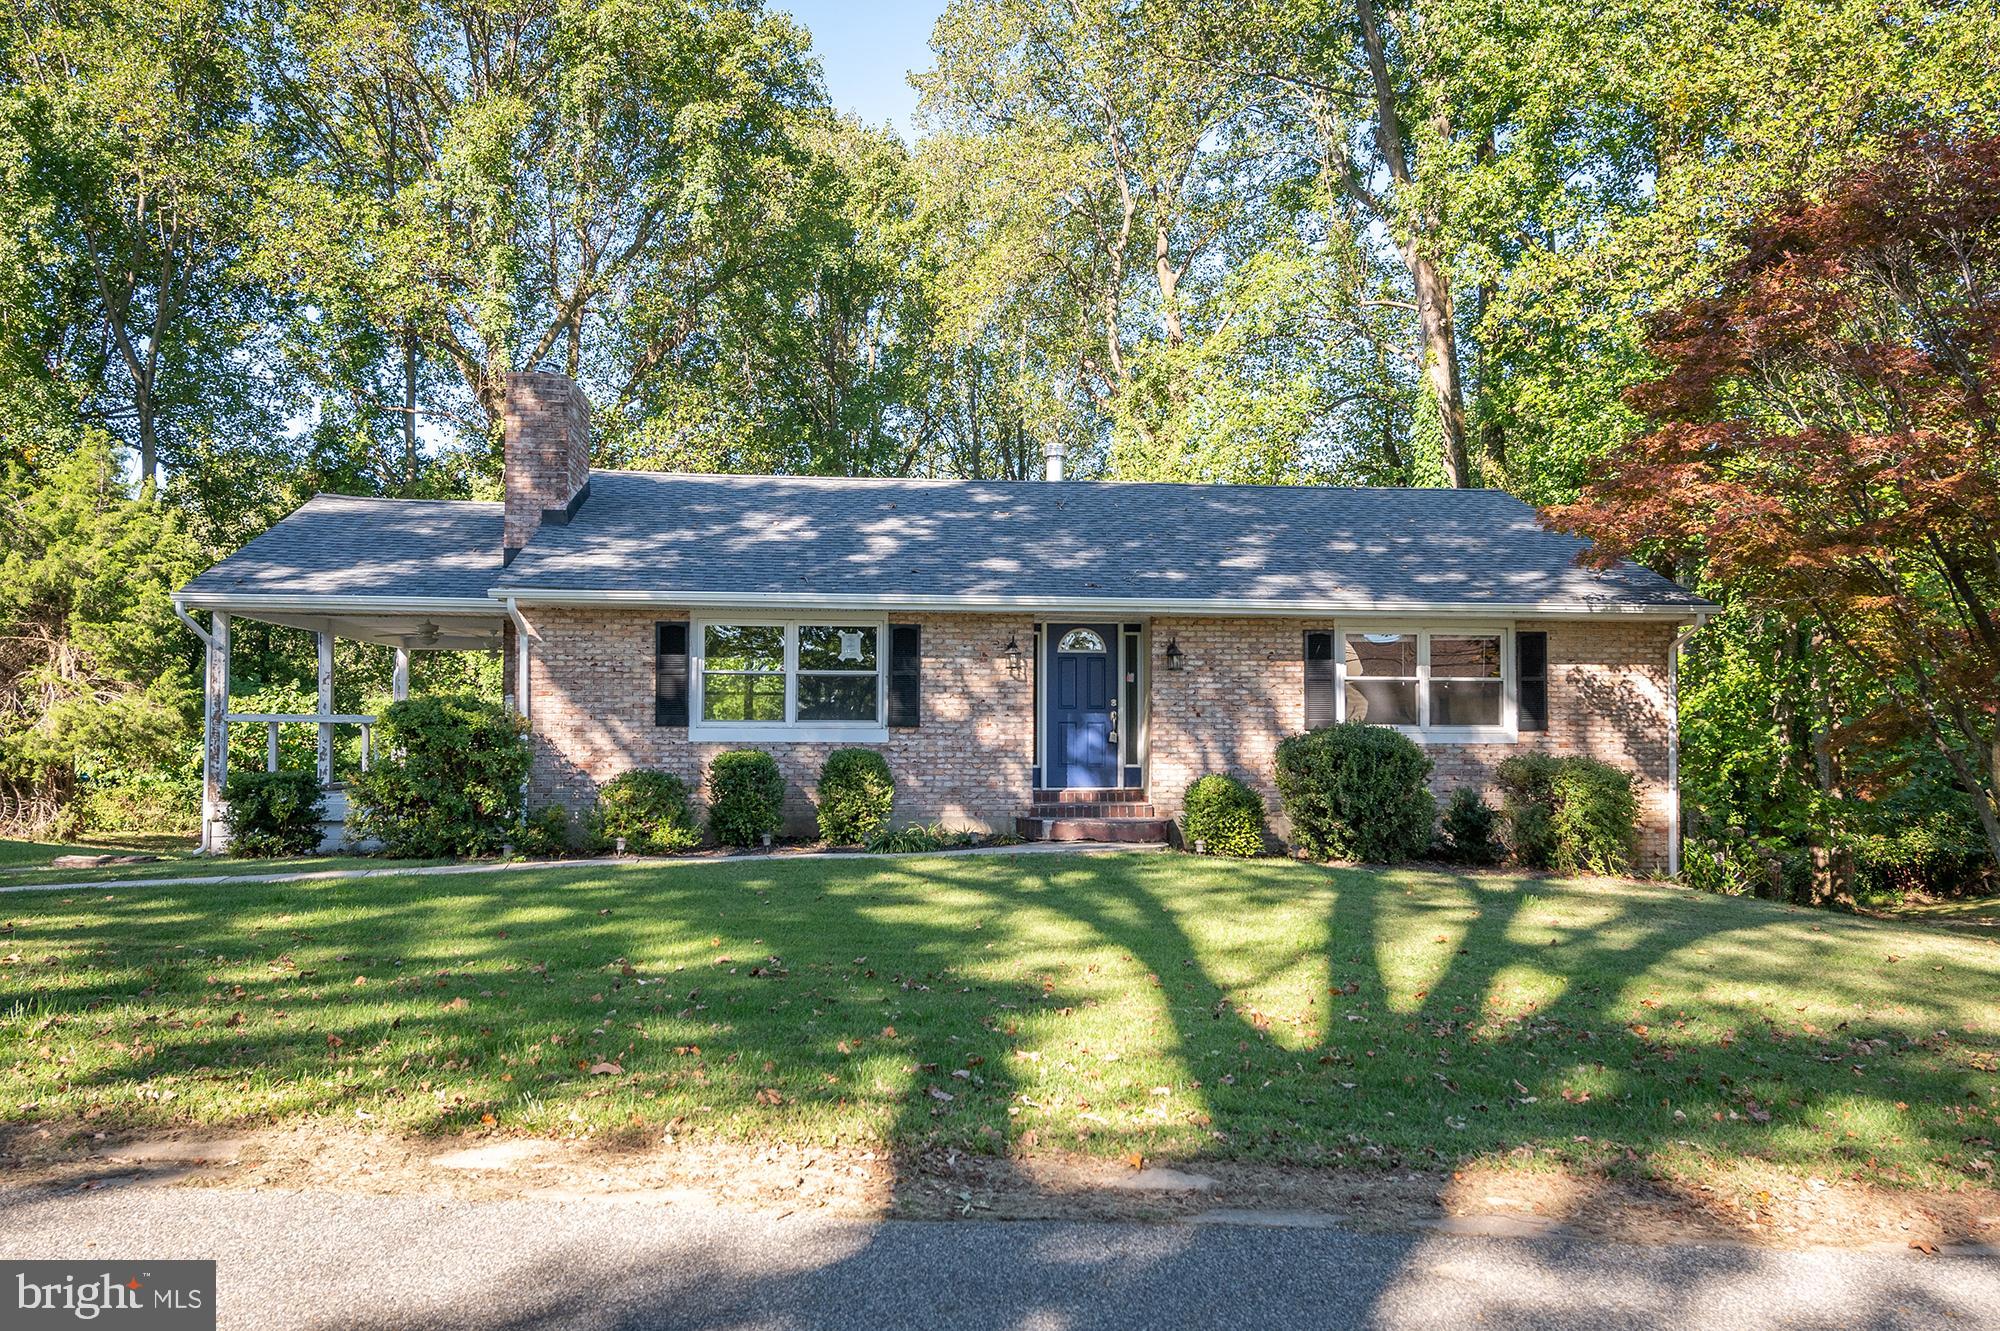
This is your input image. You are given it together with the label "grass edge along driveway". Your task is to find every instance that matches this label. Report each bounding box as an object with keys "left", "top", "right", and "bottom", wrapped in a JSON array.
[{"left": 4, "top": 853, "right": 1996, "bottom": 1191}]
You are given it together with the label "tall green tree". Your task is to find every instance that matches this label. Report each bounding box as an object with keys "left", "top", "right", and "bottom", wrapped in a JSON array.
[
  {"left": 1, "top": 0, "right": 271, "bottom": 491},
  {"left": 248, "top": 0, "right": 826, "bottom": 478},
  {"left": 0, "top": 435, "right": 202, "bottom": 832}
]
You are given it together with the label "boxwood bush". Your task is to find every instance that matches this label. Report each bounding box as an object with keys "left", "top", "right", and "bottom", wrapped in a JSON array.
[
  {"left": 591, "top": 770, "right": 700, "bottom": 854},
  {"left": 1274, "top": 724, "right": 1435, "bottom": 863},
  {"left": 816, "top": 749, "right": 895, "bottom": 845},
  {"left": 1495, "top": 753, "right": 1638, "bottom": 875},
  {"left": 349, "top": 695, "right": 530, "bottom": 857},
  {"left": 707, "top": 749, "right": 785, "bottom": 846},
  {"left": 1435, "top": 787, "right": 1503, "bottom": 866},
  {"left": 223, "top": 770, "right": 325, "bottom": 857},
  {"left": 1181, "top": 773, "right": 1266, "bottom": 857}
]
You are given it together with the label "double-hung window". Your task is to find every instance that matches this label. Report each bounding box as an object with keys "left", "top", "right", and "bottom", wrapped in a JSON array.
[
  {"left": 1338, "top": 627, "right": 1512, "bottom": 737},
  {"left": 691, "top": 617, "right": 887, "bottom": 741}
]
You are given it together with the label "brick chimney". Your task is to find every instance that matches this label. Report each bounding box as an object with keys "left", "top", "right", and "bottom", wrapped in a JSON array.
[{"left": 503, "top": 370, "right": 592, "bottom": 564}]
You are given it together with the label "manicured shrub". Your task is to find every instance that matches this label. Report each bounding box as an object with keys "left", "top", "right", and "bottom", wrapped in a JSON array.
[
  {"left": 816, "top": 749, "right": 895, "bottom": 845},
  {"left": 591, "top": 770, "right": 700, "bottom": 854},
  {"left": 349, "top": 695, "right": 530, "bottom": 857},
  {"left": 1181, "top": 774, "right": 1267, "bottom": 857},
  {"left": 1495, "top": 754, "right": 1638, "bottom": 875},
  {"left": 706, "top": 749, "right": 785, "bottom": 846},
  {"left": 516, "top": 804, "right": 575, "bottom": 859},
  {"left": 1436, "top": 787, "right": 1503, "bottom": 866},
  {"left": 223, "top": 770, "right": 325, "bottom": 857},
  {"left": 1274, "top": 724, "right": 1435, "bottom": 863}
]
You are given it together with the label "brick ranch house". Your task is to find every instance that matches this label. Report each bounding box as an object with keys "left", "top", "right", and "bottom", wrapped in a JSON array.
[{"left": 177, "top": 371, "right": 1714, "bottom": 871}]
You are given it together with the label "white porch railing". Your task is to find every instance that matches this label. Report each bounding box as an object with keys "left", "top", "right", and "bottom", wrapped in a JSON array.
[{"left": 223, "top": 712, "right": 377, "bottom": 776}]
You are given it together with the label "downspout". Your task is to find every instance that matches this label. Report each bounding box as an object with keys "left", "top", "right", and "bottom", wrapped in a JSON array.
[
  {"left": 1667, "top": 612, "right": 1710, "bottom": 879},
  {"left": 172, "top": 598, "right": 214, "bottom": 651},
  {"left": 504, "top": 597, "right": 535, "bottom": 833},
  {"left": 504, "top": 597, "right": 532, "bottom": 723}
]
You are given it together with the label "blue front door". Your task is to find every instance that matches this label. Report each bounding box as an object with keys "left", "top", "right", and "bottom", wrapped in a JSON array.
[{"left": 1048, "top": 623, "right": 1118, "bottom": 788}]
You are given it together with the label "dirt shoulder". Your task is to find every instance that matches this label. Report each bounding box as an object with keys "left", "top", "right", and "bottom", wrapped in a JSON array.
[{"left": 4, "top": 1120, "right": 1996, "bottom": 1255}]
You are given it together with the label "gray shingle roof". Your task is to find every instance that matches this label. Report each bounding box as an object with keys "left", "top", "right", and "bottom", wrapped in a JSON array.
[
  {"left": 182, "top": 494, "right": 502, "bottom": 603},
  {"left": 491, "top": 471, "right": 1708, "bottom": 612}
]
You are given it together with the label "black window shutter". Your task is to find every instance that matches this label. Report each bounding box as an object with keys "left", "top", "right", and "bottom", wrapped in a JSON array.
[
  {"left": 1304, "top": 631, "right": 1336, "bottom": 730},
  {"left": 888, "top": 624, "right": 921, "bottom": 729},
  {"left": 1517, "top": 630, "right": 1549, "bottom": 732},
  {"left": 654, "top": 622, "right": 689, "bottom": 726}
]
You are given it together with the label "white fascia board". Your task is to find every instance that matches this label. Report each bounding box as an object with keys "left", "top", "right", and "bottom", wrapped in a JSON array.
[
  {"left": 487, "top": 586, "right": 1711, "bottom": 620},
  {"left": 174, "top": 593, "right": 505, "bottom": 615}
]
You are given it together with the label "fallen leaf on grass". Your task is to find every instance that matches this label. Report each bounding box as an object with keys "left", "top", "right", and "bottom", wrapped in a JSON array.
[
  {"left": 755, "top": 1088, "right": 784, "bottom": 1106},
  {"left": 588, "top": 1061, "right": 622, "bottom": 1076},
  {"left": 443, "top": 997, "right": 468, "bottom": 1011}
]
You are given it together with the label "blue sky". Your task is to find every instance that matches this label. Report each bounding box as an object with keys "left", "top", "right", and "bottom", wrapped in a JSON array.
[{"left": 779, "top": 1, "right": 944, "bottom": 138}]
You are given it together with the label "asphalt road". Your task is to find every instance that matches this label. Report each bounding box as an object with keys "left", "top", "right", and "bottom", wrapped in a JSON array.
[{"left": 3, "top": 1183, "right": 1995, "bottom": 1331}]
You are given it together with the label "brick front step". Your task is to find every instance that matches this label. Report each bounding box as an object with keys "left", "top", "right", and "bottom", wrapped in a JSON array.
[
  {"left": 1014, "top": 815, "right": 1172, "bottom": 844},
  {"left": 1031, "top": 787, "right": 1147, "bottom": 805},
  {"left": 1027, "top": 802, "right": 1157, "bottom": 819}
]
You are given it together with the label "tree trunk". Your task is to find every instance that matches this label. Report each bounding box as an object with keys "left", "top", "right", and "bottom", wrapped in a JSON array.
[
  {"left": 136, "top": 406, "right": 158, "bottom": 493},
  {"left": 1409, "top": 249, "right": 1470, "bottom": 486},
  {"left": 402, "top": 327, "right": 420, "bottom": 488},
  {"left": 1356, "top": 0, "right": 1472, "bottom": 488}
]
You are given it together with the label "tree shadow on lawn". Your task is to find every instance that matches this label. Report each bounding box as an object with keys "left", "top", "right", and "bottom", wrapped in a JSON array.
[{"left": 11, "top": 853, "right": 1998, "bottom": 1224}]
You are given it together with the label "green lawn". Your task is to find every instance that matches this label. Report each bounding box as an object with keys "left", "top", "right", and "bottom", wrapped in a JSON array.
[
  {"left": 0, "top": 834, "right": 194, "bottom": 871},
  {"left": 4, "top": 853, "right": 1996, "bottom": 1188},
  {"left": 1885, "top": 894, "right": 2000, "bottom": 934},
  {"left": 0, "top": 838, "right": 446, "bottom": 890}
]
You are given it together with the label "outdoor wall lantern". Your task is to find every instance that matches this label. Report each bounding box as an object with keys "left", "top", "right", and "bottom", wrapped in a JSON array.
[
  {"left": 1003, "top": 633, "right": 1026, "bottom": 680},
  {"left": 1164, "top": 637, "right": 1186, "bottom": 671}
]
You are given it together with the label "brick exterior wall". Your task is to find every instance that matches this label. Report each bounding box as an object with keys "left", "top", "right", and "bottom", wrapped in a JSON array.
[
  {"left": 521, "top": 607, "right": 1680, "bottom": 871},
  {"left": 503, "top": 371, "right": 591, "bottom": 554},
  {"left": 523, "top": 609, "right": 1035, "bottom": 834},
  {"left": 1146, "top": 616, "right": 1680, "bottom": 872}
]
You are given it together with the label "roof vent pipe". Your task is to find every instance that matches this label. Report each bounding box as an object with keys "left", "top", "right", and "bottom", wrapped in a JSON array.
[{"left": 1044, "top": 440, "right": 1065, "bottom": 482}]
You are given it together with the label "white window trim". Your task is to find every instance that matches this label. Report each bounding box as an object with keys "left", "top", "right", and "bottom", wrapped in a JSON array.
[
  {"left": 1333, "top": 622, "right": 1517, "bottom": 743},
  {"left": 689, "top": 614, "right": 890, "bottom": 743}
]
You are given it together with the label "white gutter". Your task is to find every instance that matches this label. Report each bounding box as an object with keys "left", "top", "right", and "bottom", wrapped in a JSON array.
[
  {"left": 1666, "top": 612, "right": 1711, "bottom": 879},
  {"left": 171, "top": 598, "right": 214, "bottom": 648},
  {"left": 504, "top": 597, "right": 533, "bottom": 721},
  {"left": 485, "top": 587, "right": 1716, "bottom": 620},
  {"left": 176, "top": 586, "right": 1717, "bottom": 622},
  {"left": 175, "top": 593, "right": 502, "bottom": 615}
]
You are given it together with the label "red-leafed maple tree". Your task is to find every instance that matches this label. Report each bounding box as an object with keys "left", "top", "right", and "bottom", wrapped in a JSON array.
[{"left": 1545, "top": 132, "right": 2000, "bottom": 869}]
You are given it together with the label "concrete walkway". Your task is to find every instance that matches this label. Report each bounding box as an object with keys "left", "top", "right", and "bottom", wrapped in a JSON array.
[
  {"left": 2, "top": 1182, "right": 1993, "bottom": 1331},
  {"left": 0, "top": 839, "right": 1169, "bottom": 896}
]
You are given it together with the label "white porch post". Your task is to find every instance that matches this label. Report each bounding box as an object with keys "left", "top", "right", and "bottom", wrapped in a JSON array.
[
  {"left": 202, "top": 612, "right": 231, "bottom": 853},
  {"left": 392, "top": 646, "right": 410, "bottom": 702},
  {"left": 317, "top": 631, "right": 335, "bottom": 788}
]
